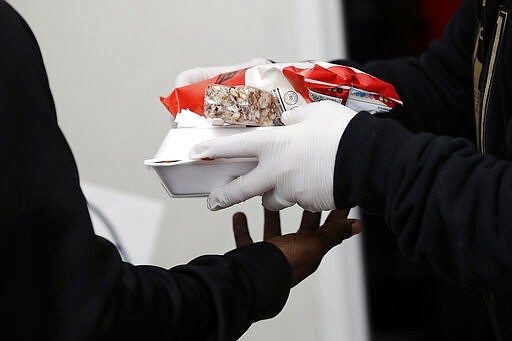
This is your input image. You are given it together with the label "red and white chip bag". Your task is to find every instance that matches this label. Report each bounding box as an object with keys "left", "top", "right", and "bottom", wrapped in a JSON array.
[{"left": 160, "top": 61, "right": 402, "bottom": 126}]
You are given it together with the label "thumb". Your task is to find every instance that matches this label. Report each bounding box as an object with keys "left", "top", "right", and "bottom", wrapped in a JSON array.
[
  {"left": 280, "top": 105, "right": 313, "bottom": 126},
  {"left": 319, "top": 219, "right": 357, "bottom": 251},
  {"left": 281, "top": 100, "right": 332, "bottom": 125},
  {"left": 207, "top": 167, "right": 273, "bottom": 210},
  {"left": 281, "top": 100, "right": 358, "bottom": 126}
]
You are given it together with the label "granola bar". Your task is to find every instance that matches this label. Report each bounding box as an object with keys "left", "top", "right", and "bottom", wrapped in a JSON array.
[{"left": 204, "top": 84, "right": 281, "bottom": 126}]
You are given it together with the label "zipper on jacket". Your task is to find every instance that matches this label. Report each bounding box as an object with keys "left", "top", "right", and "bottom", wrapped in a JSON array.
[
  {"left": 479, "top": 7, "right": 508, "bottom": 153},
  {"left": 473, "top": 0, "right": 488, "bottom": 152}
]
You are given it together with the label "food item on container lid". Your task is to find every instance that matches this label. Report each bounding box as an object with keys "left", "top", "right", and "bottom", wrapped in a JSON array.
[
  {"left": 204, "top": 84, "right": 281, "bottom": 126},
  {"left": 160, "top": 61, "right": 403, "bottom": 123}
]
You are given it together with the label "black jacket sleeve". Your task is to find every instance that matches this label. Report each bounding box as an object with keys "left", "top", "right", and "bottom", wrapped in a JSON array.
[
  {"left": 332, "top": 0, "right": 478, "bottom": 141},
  {"left": 94, "top": 243, "right": 290, "bottom": 341},
  {"left": 0, "top": 2, "right": 290, "bottom": 340},
  {"left": 334, "top": 112, "right": 512, "bottom": 298}
]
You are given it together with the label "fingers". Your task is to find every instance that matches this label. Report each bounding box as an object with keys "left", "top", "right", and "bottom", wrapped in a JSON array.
[
  {"left": 232, "top": 212, "right": 253, "bottom": 247},
  {"left": 174, "top": 58, "right": 270, "bottom": 88},
  {"left": 263, "top": 208, "right": 281, "bottom": 240},
  {"left": 189, "top": 129, "right": 267, "bottom": 160},
  {"left": 174, "top": 66, "right": 217, "bottom": 88},
  {"left": 298, "top": 210, "right": 322, "bottom": 232},
  {"left": 207, "top": 168, "right": 273, "bottom": 211},
  {"left": 322, "top": 209, "right": 364, "bottom": 237},
  {"left": 261, "top": 190, "right": 295, "bottom": 211},
  {"left": 350, "top": 220, "right": 364, "bottom": 235},
  {"left": 323, "top": 208, "right": 350, "bottom": 225},
  {"left": 319, "top": 215, "right": 356, "bottom": 250},
  {"left": 235, "top": 57, "right": 272, "bottom": 69}
]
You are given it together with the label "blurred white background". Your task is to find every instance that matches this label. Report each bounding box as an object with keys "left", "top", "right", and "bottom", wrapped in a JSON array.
[{"left": 8, "top": 0, "right": 368, "bottom": 339}]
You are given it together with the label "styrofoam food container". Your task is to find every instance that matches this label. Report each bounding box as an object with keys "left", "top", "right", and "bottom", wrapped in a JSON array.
[{"left": 144, "top": 126, "right": 270, "bottom": 197}]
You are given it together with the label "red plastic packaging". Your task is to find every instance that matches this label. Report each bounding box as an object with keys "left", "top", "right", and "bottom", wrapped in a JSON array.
[{"left": 161, "top": 62, "right": 402, "bottom": 119}]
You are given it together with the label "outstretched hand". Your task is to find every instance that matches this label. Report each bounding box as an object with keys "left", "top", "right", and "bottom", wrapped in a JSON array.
[{"left": 232, "top": 208, "right": 363, "bottom": 287}]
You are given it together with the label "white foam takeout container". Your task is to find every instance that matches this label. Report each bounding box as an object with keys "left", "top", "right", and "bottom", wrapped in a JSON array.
[{"left": 144, "top": 126, "right": 269, "bottom": 197}]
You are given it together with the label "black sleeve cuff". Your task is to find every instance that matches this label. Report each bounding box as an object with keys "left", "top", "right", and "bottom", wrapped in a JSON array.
[
  {"left": 334, "top": 111, "right": 413, "bottom": 214},
  {"left": 225, "top": 241, "right": 291, "bottom": 322}
]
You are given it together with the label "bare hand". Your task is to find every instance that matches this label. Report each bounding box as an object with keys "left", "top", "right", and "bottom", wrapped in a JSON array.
[{"left": 232, "top": 208, "right": 363, "bottom": 287}]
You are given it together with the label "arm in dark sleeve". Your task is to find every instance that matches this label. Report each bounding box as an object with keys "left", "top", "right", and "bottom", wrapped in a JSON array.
[
  {"left": 0, "top": 2, "right": 290, "bottom": 340},
  {"left": 332, "top": 0, "right": 477, "bottom": 140},
  {"left": 334, "top": 112, "right": 512, "bottom": 296},
  {"left": 94, "top": 242, "right": 290, "bottom": 341}
]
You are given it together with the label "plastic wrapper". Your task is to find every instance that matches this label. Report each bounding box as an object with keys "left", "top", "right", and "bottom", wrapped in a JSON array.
[
  {"left": 160, "top": 61, "right": 403, "bottom": 127},
  {"left": 204, "top": 84, "right": 281, "bottom": 126}
]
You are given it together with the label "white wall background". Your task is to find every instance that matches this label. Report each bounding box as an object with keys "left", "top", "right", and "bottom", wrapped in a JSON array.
[{"left": 8, "top": 1, "right": 368, "bottom": 340}]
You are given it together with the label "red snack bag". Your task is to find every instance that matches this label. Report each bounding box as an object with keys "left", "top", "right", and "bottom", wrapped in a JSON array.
[
  {"left": 160, "top": 61, "right": 402, "bottom": 122},
  {"left": 161, "top": 68, "right": 248, "bottom": 117}
]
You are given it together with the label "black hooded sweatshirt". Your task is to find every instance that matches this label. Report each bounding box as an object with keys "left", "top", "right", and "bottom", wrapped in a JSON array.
[
  {"left": 333, "top": 0, "right": 512, "bottom": 339},
  {"left": 0, "top": 2, "right": 290, "bottom": 340}
]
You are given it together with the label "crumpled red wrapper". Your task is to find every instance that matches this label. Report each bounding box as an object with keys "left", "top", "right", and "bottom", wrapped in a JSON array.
[{"left": 161, "top": 61, "right": 402, "bottom": 120}]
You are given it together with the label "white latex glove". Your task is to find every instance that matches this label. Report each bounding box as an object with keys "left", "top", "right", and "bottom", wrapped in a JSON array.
[
  {"left": 174, "top": 58, "right": 271, "bottom": 88},
  {"left": 189, "top": 101, "right": 358, "bottom": 212}
]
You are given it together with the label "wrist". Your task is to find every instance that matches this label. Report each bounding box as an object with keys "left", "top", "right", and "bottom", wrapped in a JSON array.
[
  {"left": 225, "top": 242, "right": 291, "bottom": 321},
  {"left": 333, "top": 112, "right": 413, "bottom": 213}
]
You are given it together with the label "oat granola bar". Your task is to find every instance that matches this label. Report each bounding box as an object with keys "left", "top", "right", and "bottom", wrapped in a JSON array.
[{"left": 204, "top": 84, "right": 281, "bottom": 126}]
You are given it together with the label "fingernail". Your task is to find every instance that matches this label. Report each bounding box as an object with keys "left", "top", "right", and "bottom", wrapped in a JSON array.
[
  {"left": 280, "top": 111, "right": 292, "bottom": 125},
  {"left": 189, "top": 144, "right": 209, "bottom": 160},
  {"left": 207, "top": 196, "right": 222, "bottom": 211},
  {"left": 350, "top": 221, "right": 364, "bottom": 235}
]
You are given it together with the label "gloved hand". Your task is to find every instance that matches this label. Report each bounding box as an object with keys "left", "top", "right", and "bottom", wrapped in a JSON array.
[
  {"left": 174, "top": 58, "right": 271, "bottom": 88},
  {"left": 189, "top": 100, "right": 358, "bottom": 212}
]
